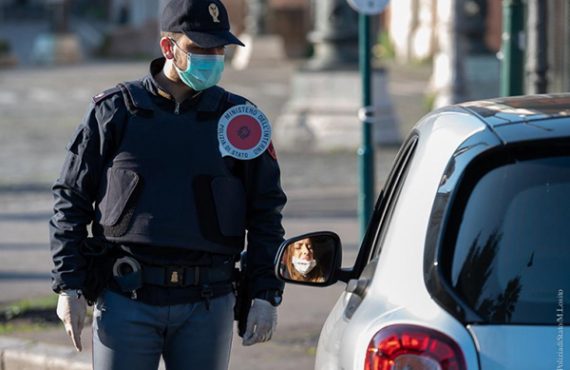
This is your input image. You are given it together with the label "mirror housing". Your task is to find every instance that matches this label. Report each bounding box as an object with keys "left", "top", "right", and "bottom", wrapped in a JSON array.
[{"left": 274, "top": 231, "right": 343, "bottom": 287}]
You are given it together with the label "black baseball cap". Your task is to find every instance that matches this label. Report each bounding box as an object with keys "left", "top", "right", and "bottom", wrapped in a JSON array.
[{"left": 160, "top": 0, "right": 245, "bottom": 48}]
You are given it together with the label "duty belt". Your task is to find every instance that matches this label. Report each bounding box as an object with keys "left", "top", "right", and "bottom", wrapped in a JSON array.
[
  {"left": 111, "top": 254, "right": 237, "bottom": 305},
  {"left": 142, "top": 264, "right": 234, "bottom": 287}
]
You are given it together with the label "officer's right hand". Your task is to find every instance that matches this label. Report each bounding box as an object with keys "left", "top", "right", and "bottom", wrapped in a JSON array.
[{"left": 56, "top": 293, "right": 87, "bottom": 352}]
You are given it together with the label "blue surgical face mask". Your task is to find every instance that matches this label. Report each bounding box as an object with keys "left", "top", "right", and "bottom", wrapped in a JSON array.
[{"left": 171, "top": 40, "right": 225, "bottom": 91}]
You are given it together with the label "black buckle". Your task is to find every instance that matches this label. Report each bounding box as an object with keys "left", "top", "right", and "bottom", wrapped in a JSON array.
[{"left": 166, "top": 266, "right": 184, "bottom": 287}]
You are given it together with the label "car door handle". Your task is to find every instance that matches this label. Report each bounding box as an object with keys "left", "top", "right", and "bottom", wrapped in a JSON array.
[
  {"left": 346, "top": 278, "right": 369, "bottom": 298},
  {"left": 344, "top": 278, "right": 370, "bottom": 319}
]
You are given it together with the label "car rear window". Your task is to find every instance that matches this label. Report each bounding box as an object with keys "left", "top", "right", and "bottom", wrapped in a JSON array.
[{"left": 449, "top": 153, "right": 570, "bottom": 324}]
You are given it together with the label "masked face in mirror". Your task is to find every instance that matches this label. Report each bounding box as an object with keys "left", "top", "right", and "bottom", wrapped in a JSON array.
[
  {"left": 291, "top": 238, "right": 317, "bottom": 275},
  {"left": 280, "top": 236, "right": 335, "bottom": 283}
]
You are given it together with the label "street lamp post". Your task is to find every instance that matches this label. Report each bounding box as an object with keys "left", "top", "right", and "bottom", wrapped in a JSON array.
[
  {"left": 501, "top": 0, "right": 525, "bottom": 96},
  {"left": 358, "top": 12, "right": 374, "bottom": 238},
  {"left": 347, "top": 0, "right": 390, "bottom": 238}
]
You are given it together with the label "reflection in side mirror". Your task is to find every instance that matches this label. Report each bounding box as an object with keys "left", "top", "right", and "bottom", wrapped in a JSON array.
[{"left": 275, "top": 232, "right": 342, "bottom": 286}]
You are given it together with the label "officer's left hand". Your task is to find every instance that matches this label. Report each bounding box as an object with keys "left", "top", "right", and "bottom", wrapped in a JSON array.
[
  {"left": 242, "top": 298, "right": 277, "bottom": 346},
  {"left": 56, "top": 294, "right": 87, "bottom": 352}
]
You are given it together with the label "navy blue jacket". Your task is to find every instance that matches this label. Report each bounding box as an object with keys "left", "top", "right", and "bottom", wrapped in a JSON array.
[{"left": 49, "top": 58, "right": 286, "bottom": 298}]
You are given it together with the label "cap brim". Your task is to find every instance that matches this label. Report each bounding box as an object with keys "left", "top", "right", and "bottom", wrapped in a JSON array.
[{"left": 184, "top": 30, "right": 245, "bottom": 48}]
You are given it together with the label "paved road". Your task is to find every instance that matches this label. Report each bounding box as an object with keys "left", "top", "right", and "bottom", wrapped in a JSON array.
[{"left": 0, "top": 43, "right": 432, "bottom": 369}]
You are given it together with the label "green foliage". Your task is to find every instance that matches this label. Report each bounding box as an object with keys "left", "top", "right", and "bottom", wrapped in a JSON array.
[
  {"left": 0, "top": 295, "right": 60, "bottom": 334},
  {"left": 0, "top": 295, "right": 58, "bottom": 321},
  {"left": 411, "top": 56, "right": 433, "bottom": 67},
  {"left": 306, "top": 346, "right": 317, "bottom": 356},
  {"left": 0, "top": 295, "right": 94, "bottom": 335},
  {"left": 424, "top": 92, "right": 436, "bottom": 112},
  {"left": 0, "top": 322, "right": 52, "bottom": 335},
  {"left": 373, "top": 31, "right": 396, "bottom": 61},
  {"left": 0, "top": 323, "right": 15, "bottom": 335}
]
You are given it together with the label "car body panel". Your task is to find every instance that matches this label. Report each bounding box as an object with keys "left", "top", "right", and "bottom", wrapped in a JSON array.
[
  {"left": 315, "top": 291, "right": 352, "bottom": 370},
  {"left": 468, "top": 325, "right": 569, "bottom": 370}
]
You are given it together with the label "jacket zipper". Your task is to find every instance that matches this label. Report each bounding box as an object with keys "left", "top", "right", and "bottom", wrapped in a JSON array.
[{"left": 174, "top": 102, "right": 180, "bottom": 115}]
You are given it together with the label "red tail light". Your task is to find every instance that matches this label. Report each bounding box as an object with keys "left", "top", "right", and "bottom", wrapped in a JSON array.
[{"left": 364, "top": 325, "right": 467, "bottom": 370}]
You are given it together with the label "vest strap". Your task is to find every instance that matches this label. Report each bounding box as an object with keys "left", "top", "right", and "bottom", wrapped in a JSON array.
[{"left": 117, "top": 80, "right": 154, "bottom": 116}]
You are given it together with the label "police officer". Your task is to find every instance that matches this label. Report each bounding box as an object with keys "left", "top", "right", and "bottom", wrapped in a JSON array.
[{"left": 49, "top": 0, "right": 286, "bottom": 369}]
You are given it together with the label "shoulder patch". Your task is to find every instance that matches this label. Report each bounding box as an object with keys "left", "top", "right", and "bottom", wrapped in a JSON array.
[
  {"left": 218, "top": 104, "right": 271, "bottom": 160},
  {"left": 267, "top": 141, "right": 278, "bottom": 160},
  {"left": 92, "top": 86, "right": 121, "bottom": 104}
]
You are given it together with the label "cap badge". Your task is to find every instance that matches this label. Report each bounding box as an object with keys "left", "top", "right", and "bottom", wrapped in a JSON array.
[{"left": 209, "top": 3, "right": 220, "bottom": 23}]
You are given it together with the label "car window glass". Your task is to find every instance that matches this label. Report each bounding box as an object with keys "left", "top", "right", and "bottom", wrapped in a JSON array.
[
  {"left": 367, "top": 135, "right": 419, "bottom": 262},
  {"left": 450, "top": 155, "right": 570, "bottom": 324}
]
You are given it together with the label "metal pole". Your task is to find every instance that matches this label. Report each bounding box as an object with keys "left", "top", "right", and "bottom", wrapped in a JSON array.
[
  {"left": 358, "top": 13, "right": 374, "bottom": 238},
  {"left": 501, "top": 0, "right": 525, "bottom": 96},
  {"left": 526, "top": 0, "right": 548, "bottom": 94}
]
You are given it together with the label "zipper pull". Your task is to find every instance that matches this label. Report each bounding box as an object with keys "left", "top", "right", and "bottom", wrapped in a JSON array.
[{"left": 174, "top": 102, "right": 180, "bottom": 115}]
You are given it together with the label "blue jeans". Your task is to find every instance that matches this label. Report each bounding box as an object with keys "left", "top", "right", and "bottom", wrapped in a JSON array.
[{"left": 92, "top": 289, "right": 235, "bottom": 370}]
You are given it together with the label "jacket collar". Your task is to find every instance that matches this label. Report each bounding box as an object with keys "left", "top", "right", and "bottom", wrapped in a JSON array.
[{"left": 143, "top": 57, "right": 226, "bottom": 114}]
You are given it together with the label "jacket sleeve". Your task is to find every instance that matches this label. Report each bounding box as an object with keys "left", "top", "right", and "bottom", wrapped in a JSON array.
[
  {"left": 244, "top": 146, "right": 287, "bottom": 296},
  {"left": 49, "top": 95, "right": 125, "bottom": 293}
]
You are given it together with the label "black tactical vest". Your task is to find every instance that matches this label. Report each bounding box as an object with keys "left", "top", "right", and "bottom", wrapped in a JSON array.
[{"left": 93, "top": 81, "right": 248, "bottom": 255}]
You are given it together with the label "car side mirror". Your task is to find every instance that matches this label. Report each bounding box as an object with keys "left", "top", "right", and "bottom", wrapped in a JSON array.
[{"left": 274, "top": 231, "right": 342, "bottom": 287}]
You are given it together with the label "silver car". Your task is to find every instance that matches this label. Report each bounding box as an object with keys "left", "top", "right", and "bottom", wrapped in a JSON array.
[{"left": 276, "top": 95, "right": 570, "bottom": 370}]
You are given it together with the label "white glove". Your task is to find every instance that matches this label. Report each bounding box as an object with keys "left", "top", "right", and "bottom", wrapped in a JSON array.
[
  {"left": 56, "top": 293, "right": 87, "bottom": 352},
  {"left": 242, "top": 298, "right": 277, "bottom": 346}
]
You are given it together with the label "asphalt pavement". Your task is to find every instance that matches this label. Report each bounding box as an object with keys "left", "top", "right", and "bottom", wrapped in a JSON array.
[{"left": 0, "top": 36, "right": 435, "bottom": 369}]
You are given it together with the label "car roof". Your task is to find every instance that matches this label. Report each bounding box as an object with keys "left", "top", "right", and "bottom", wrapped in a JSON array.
[
  {"left": 458, "top": 94, "right": 570, "bottom": 125},
  {"left": 455, "top": 94, "right": 570, "bottom": 144}
]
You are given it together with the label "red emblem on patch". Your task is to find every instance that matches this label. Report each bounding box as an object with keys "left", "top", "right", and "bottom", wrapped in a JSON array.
[{"left": 227, "top": 115, "right": 262, "bottom": 150}]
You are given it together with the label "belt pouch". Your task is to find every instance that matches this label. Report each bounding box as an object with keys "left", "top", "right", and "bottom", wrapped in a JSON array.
[{"left": 80, "top": 238, "right": 116, "bottom": 304}]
